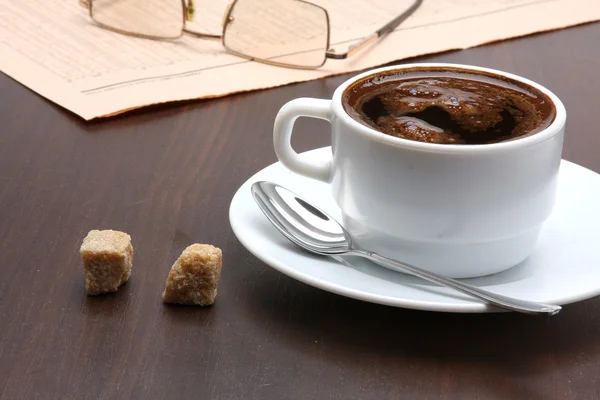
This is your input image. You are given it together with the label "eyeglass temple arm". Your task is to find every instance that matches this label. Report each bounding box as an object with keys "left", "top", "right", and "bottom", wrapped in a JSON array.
[{"left": 326, "top": 0, "right": 422, "bottom": 60}]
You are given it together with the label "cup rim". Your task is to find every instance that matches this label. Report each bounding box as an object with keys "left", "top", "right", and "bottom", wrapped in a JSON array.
[{"left": 331, "top": 63, "right": 567, "bottom": 153}]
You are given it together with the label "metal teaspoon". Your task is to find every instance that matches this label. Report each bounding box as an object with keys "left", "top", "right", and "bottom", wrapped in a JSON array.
[{"left": 250, "top": 180, "right": 561, "bottom": 315}]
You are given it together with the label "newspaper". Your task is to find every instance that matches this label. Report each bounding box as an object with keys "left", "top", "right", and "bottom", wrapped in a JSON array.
[{"left": 0, "top": 0, "right": 598, "bottom": 120}]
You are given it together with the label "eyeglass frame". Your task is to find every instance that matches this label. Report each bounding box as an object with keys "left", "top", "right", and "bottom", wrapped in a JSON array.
[{"left": 79, "top": 0, "right": 423, "bottom": 70}]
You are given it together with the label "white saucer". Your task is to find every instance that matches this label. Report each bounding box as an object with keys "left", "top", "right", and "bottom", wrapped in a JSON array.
[{"left": 229, "top": 147, "right": 600, "bottom": 313}]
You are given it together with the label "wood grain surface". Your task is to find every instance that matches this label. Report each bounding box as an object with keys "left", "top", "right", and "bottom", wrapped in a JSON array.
[{"left": 1, "top": 22, "right": 600, "bottom": 400}]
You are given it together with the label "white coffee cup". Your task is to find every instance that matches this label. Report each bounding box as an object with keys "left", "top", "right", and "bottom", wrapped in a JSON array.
[{"left": 273, "top": 63, "right": 566, "bottom": 278}]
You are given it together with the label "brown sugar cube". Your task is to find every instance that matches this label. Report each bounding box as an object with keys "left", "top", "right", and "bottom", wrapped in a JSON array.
[
  {"left": 163, "top": 244, "right": 222, "bottom": 306},
  {"left": 79, "top": 230, "right": 133, "bottom": 295}
]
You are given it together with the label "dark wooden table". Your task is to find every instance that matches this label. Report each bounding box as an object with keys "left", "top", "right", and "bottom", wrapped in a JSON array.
[{"left": 1, "top": 22, "right": 600, "bottom": 400}]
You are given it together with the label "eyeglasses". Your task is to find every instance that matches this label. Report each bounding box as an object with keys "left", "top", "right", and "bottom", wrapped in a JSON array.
[{"left": 79, "top": 0, "right": 423, "bottom": 69}]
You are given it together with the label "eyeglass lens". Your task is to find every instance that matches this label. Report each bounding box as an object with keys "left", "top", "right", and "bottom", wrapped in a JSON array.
[
  {"left": 91, "top": 0, "right": 185, "bottom": 39},
  {"left": 223, "top": 0, "right": 329, "bottom": 68}
]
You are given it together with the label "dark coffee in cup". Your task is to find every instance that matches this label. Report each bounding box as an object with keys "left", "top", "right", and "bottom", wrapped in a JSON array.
[{"left": 343, "top": 67, "right": 556, "bottom": 145}]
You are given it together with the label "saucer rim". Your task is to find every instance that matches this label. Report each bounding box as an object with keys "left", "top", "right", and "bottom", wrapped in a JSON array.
[{"left": 229, "top": 147, "right": 600, "bottom": 313}]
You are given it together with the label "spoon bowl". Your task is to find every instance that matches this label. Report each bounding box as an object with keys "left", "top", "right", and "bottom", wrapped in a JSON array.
[{"left": 251, "top": 179, "right": 351, "bottom": 254}]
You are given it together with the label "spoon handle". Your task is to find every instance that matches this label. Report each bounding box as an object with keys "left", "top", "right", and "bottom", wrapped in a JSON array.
[{"left": 353, "top": 250, "right": 561, "bottom": 315}]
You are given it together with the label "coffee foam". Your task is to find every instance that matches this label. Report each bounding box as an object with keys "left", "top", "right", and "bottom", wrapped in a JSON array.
[{"left": 343, "top": 69, "right": 555, "bottom": 145}]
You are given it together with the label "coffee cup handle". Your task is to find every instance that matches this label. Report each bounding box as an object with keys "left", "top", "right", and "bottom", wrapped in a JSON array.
[{"left": 273, "top": 98, "right": 333, "bottom": 183}]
